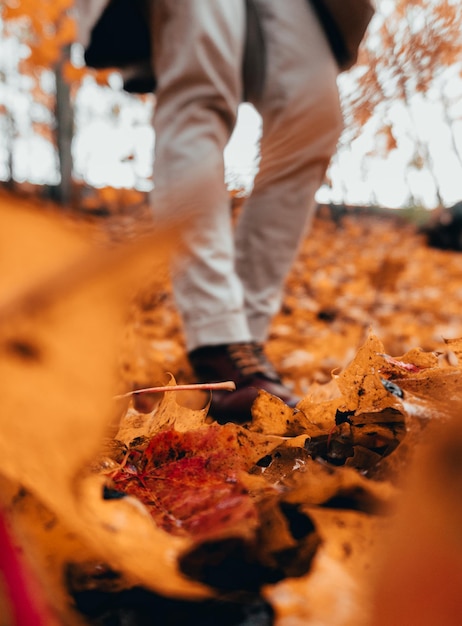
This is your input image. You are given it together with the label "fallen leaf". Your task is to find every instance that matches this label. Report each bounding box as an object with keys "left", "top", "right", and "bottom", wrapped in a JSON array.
[
  {"left": 336, "top": 333, "right": 399, "bottom": 414},
  {"left": 0, "top": 194, "right": 208, "bottom": 619}
]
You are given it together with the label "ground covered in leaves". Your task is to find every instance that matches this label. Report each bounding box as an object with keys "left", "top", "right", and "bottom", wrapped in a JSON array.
[
  {"left": 1, "top": 191, "right": 462, "bottom": 626},
  {"left": 125, "top": 207, "right": 462, "bottom": 395}
]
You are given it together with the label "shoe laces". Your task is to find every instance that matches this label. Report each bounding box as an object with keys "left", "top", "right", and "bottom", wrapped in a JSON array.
[{"left": 227, "top": 342, "right": 280, "bottom": 381}]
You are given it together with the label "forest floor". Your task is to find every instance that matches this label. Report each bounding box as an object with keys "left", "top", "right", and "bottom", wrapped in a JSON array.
[
  {"left": 2, "top": 190, "right": 462, "bottom": 626},
  {"left": 123, "top": 203, "right": 462, "bottom": 399}
]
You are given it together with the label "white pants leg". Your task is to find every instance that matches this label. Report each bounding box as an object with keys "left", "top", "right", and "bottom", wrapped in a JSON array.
[
  {"left": 236, "top": 0, "right": 343, "bottom": 342},
  {"left": 151, "top": 0, "right": 250, "bottom": 351},
  {"left": 151, "top": 0, "right": 342, "bottom": 352}
]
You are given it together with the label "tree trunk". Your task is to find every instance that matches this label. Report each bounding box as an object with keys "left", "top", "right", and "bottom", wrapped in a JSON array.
[
  {"left": 51, "top": 46, "right": 74, "bottom": 205},
  {"left": 3, "top": 107, "right": 15, "bottom": 191},
  {"left": 0, "top": 19, "right": 16, "bottom": 191}
]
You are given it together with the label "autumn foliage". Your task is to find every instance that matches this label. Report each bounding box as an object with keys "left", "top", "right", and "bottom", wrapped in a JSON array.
[
  {"left": 2, "top": 0, "right": 75, "bottom": 69},
  {"left": 329, "top": 0, "right": 462, "bottom": 206},
  {"left": 342, "top": 0, "right": 462, "bottom": 137}
]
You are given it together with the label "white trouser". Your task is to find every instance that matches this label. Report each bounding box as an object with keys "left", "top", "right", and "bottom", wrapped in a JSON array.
[{"left": 150, "top": 0, "right": 343, "bottom": 352}]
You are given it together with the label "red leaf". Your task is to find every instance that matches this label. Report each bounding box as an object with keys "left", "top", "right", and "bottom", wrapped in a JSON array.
[{"left": 112, "top": 425, "right": 258, "bottom": 539}]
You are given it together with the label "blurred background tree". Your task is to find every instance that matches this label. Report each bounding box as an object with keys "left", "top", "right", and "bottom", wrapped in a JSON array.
[
  {"left": 333, "top": 0, "right": 462, "bottom": 208},
  {"left": 1, "top": 0, "right": 77, "bottom": 202}
]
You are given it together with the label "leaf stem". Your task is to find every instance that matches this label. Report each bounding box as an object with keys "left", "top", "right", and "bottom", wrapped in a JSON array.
[{"left": 115, "top": 380, "right": 236, "bottom": 399}]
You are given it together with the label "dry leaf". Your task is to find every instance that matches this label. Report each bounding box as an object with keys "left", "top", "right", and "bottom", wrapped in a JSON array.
[
  {"left": 336, "top": 332, "right": 398, "bottom": 414},
  {"left": 373, "top": 414, "right": 462, "bottom": 626},
  {"left": 0, "top": 192, "right": 207, "bottom": 619}
]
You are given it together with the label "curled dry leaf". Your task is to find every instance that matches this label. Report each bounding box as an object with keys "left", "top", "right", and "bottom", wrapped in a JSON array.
[
  {"left": 336, "top": 332, "right": 400, "bottom": 414},
  {"left": 392, "top": 369, "right": 462, "bottom": 420},
  {"left": 250, "top": 390, "right": 327, "bottom": 438}
]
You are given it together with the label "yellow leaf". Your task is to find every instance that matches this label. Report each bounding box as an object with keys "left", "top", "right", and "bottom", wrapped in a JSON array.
[
  {"left": 336, "top": 332, "right": 398, "bottom": 413},
  {"left": 0, "top": 191, "right": 206, "bottom": 600}
]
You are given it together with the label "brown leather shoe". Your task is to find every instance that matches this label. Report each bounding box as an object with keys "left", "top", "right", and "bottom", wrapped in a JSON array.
[{"left": 188, "top": 342, "right": 299, "bottom": 423}]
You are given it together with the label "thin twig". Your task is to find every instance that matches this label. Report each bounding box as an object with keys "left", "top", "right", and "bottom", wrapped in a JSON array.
[{"left": 114, "top": 380, "right": 236, "bottom": 399}]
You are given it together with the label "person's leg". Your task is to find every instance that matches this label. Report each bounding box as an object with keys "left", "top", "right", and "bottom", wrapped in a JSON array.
[
  {"left": 149, "top": 0, "right": 334, "bottom": 421},
  {"left": 236, "top": 0, "right": 344, "bottom": 342},
  {"left": 150, "top": 0, "right": 250, "bottom": 352}
]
